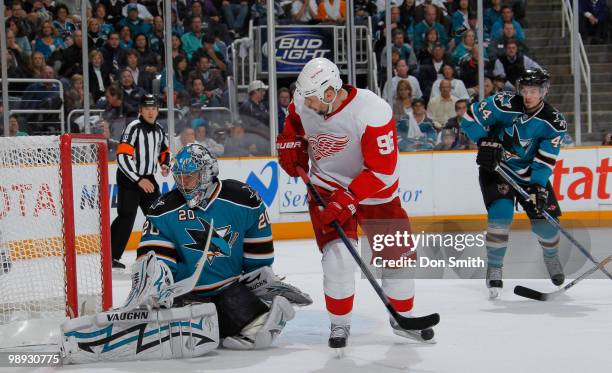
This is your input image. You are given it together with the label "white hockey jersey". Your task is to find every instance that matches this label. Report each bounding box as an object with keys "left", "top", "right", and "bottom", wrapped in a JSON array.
[{"left": 284, "top": 85, "right": 399, "bottom": 204}]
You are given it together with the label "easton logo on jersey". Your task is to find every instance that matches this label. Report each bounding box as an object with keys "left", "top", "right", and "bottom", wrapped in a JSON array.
[{"left": 307, "top": 134, "right": 350, "bottom": 160}]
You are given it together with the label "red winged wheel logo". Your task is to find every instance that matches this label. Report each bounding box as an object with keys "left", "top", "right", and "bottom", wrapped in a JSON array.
[{"left": 307, "top": 134, "right": 350, "bottom": 161}]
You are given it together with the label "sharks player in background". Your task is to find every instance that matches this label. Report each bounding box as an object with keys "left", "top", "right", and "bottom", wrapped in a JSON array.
[
  {"left": 61, "top": 144, "right": 311, "bottom": 362},
  {"left": 460, "top": 68, "right": 567, "bottom": 299}
]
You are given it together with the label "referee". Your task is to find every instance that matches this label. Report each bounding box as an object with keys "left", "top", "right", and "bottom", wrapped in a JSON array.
[{"left": 111, "top": 94, "right": 170, "bottom": 269}]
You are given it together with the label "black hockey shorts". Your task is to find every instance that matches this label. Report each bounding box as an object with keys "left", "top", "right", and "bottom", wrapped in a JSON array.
[
  {"left": 175, "top": 281, "right": 269, "bottom": 338},
  {"left": 478, "top": 167, "right": 561, "bottom": 219}
]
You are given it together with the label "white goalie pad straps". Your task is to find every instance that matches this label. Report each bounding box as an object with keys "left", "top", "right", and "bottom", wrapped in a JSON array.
[{"left": 60, "top": 303, "right": 219, "bottom": 364}]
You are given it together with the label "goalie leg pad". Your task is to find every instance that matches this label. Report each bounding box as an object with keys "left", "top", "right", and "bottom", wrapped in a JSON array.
[
  {"left": 240, "top": 266, "right": 313, "bottom": 307},
  {"left": 212, "top": 281, "right": 269, "bottom": 338},
  {"left": 60, "top": 303, "right": 219, "bottom": 364},
  {"left": 222, "top": 295, "right": 295, "bottom": 350}
]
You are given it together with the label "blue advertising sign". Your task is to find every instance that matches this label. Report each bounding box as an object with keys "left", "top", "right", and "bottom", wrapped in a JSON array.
[{"left": 260, "top": 26, "right": 335, "bottom": 74}]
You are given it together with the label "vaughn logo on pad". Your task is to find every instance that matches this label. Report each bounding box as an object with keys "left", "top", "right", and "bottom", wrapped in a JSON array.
[{"left": 106, "top": 311, "right": 150, "bottom": 322}]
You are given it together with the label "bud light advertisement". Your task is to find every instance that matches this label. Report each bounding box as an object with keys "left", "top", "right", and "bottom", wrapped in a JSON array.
[{"left": 259, "top": 26, "right": 335, "bottom": 74}]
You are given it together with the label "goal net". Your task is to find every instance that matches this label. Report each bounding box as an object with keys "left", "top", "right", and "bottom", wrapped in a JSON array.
[{"left": 0, "top": 134, "right": 112, "bottom": 348}]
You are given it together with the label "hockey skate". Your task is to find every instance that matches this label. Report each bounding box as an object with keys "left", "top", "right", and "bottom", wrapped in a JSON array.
[
  {"left": 390, "top": 317, "right": 435, "bottom": 344},
  {"left": 329, "top": 324, "right": 350, "bottom": 356},
  {"left": 486, "top": 266, "right": 503, "bottom": 299},
  {"left": 544, "top": 255, "right": 565, "bottom": 286}
]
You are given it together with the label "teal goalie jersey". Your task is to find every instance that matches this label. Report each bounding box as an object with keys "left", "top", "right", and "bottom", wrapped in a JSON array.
[
  {"left": 137, "top": 179, "right": 274, "bottom": 297},
  {"left": 460, "top": 91, "right": 568, "bottom": 186}
]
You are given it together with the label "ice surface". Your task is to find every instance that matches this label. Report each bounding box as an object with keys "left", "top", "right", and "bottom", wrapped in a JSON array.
[{"left": 7, "top": 230, "right": 612, "bottom": 373}]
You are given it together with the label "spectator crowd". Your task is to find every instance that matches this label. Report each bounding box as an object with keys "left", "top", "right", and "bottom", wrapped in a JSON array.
[{"left": 1, "top": 0, "right": 606, "bottom": 155}]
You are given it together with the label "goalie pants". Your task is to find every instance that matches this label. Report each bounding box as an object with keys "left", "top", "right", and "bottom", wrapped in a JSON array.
[
  {"left": 308, "top": 188, "right": 416, "bottom": 326},
  {"left": 176, "top": 282, "right": 269, "bottom": 338},
  {"left": 111, "top": 170, "right": 160, "bottom": 261}
]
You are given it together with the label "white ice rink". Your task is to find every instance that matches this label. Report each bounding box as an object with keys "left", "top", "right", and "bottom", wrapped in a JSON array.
[{"left": 9, "top": 231, "right": 612, "bottom": 373}]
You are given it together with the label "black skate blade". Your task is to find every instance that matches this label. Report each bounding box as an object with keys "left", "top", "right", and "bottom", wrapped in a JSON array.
[
  {"left": 514, "top": 285, "right": 548, "bottom": 301},
  {"left": 395, "top": 313, "right": 440, "bottom": 331},
  {"left": 328, "top": 338, "right": 347, "bottom": 349}
]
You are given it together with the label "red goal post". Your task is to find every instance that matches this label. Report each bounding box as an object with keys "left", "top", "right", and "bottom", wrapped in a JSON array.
[{"left": 0, "top": 133, "right": 112, "bottom": 337}]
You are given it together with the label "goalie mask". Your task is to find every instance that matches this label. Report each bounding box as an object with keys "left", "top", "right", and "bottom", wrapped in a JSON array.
[{"left": 171, "top": 143, "right": 219, "bottom": 208}]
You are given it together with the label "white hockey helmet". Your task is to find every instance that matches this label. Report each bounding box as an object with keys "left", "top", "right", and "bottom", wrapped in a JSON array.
[{"left": 295, "top": 57, "right": 343, "bottom": 104}]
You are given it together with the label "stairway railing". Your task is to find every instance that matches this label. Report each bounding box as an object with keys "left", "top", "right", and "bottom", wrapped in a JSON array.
[{"left": 561, "top": 0, "right": 592, "bottom": 133}]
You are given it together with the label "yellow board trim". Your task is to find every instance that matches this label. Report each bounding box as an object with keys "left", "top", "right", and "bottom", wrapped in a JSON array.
[{"left": 6, "top": 234, "right": 103, "bottom": 259}]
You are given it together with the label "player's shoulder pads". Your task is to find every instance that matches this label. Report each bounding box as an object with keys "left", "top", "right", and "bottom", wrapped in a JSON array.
[
  {"left": 352, "top": 88, "right": 393, "bottom": 127},
  {"left": 148, "top": 189, "right": 186, "bottom": 217},
  {"left": 218, "top": 179, "right": 263, "bottom": 208},
  {"left": 536, "top": 102, "right": 568, "bottom": 133},
  {"left": 491, "top": 91, "right": 523, "bottom": 113}
]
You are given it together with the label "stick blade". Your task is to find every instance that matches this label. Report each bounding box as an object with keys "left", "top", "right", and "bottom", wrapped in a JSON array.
[
  {"left": 514, "top": 285, "right": 548, "bottom": 301},
  {"left": 396, "top": 312, "right": 440, "bottom": 330}
]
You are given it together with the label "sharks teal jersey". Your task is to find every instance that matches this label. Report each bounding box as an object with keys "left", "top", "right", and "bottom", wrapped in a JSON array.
[
  {"left": 460, "top": 92, "right": 567, "bottom": 186},
  {"left": 136, "top": 179, "right": 274, "bottom": 297}
]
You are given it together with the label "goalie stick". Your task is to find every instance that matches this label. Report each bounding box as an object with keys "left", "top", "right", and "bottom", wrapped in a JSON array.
[
  {"left": 118, "top": 218, "right": 214, "bottom": 313},
  {"left": 297, "top": 167, "right": 440, "bottom": 331},
  {"left": 495, "top": 165, "right": 612, "bottom": 280},
  {"left": 514, "top": 254, "right": 612, "bottom": 301}
]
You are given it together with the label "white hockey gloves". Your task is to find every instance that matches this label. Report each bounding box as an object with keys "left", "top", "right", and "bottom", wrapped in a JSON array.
[{"left": 122, "top": 251, "right": 176, "bottom": 311}]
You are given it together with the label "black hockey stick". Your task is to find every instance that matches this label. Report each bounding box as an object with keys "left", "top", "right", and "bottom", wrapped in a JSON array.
[
  {"left": 297, "top": 167, "right": 440, "bottom": 331},
  {"left": 495, "top": 165, "right": 612, "bottom": 280},
  {"left": 514, "top": 254, "right": 612, "bottom": 301}
]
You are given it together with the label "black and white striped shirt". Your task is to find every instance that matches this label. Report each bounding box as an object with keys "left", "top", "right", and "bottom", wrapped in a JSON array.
[{"left": 116, "top": 116, "right": 170, "bottom": 183}]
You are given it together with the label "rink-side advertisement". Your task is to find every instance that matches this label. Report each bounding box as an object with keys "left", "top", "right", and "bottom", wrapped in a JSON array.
[{"left": 2, "top": 148, "right": 612, "bottom": 244}]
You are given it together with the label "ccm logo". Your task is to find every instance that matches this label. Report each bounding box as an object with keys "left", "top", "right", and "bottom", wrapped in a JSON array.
[{"left": 277, "top": 141, "right": 303, "bottom": 149}]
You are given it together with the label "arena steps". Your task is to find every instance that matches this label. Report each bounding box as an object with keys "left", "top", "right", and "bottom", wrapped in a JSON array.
[{"left": 523, "top": 0, "right": 612, "bottom": 143}]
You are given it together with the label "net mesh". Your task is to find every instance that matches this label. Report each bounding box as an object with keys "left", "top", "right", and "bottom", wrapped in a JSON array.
[{"left": 0, "top": 136, "right": 106, "bottom": 325}]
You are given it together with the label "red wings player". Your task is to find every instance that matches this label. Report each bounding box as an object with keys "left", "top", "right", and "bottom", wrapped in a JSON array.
[{"left": 276, "top": 58, "right": 433, "bottom": 349}]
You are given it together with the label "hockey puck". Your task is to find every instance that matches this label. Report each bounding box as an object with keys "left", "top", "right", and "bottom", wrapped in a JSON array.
[{"left": 421, "top": 328, "right": 435, "bottom": 341}]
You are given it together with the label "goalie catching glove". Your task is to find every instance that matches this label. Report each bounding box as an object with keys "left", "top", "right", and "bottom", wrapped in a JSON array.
[{"left": 240, "top": 266, "right": 312, "bottom": 307}]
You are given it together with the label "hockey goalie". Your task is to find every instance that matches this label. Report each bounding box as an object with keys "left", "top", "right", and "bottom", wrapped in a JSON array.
[{"left": 60, "top": 144, "right": 311, "bottom": 363}]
